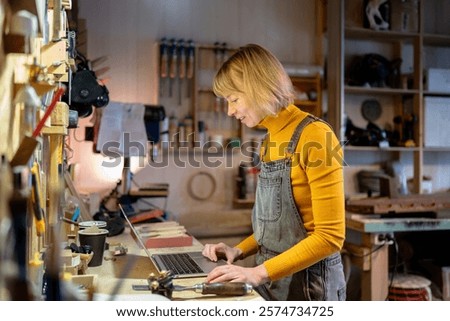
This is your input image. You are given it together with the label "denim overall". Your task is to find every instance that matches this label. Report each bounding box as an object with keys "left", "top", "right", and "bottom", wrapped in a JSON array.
[{"left": 253, "top": 115, "right": 346, "bottom": 301}]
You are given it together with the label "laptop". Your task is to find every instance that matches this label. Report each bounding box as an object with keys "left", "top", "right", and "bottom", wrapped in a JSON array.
[{"left": 119, "top": 204, "right": 226, "bottom": 278}]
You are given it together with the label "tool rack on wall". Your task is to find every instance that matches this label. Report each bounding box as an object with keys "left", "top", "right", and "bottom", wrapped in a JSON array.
[
  {"left": 157, "top": 39, "right": 242, "bottom": 152},
  {"left": 0, "top": 0, "right": 81, "bottom": 300}
]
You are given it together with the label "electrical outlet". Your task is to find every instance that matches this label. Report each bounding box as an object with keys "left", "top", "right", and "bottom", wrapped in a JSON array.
[{"left": 372, "top": 233, "right": 394, "bottom": 245}]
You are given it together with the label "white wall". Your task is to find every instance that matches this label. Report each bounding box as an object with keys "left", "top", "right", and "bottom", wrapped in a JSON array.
[
  {"left": 71, "top": 0, "right": 319, "bottom": 224},
  {"left": 77, "top": 0, "right": 316, "bottom": 105}
]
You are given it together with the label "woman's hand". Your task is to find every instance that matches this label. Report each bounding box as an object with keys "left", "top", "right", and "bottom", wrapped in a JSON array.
[
  {"left": 202, "top": 242, "right": 242, "bottom": 264},
  {"left": 205, "top": 264, "right": 270, "bottom": 287}
]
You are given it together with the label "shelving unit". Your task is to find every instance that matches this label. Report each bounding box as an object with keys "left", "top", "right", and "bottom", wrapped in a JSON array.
[
  {"left": 291, "top": 74, "right": 322, "bottom": 117},
  {"left": 327, "top": 0, "right": 450, "bottom": 195}
]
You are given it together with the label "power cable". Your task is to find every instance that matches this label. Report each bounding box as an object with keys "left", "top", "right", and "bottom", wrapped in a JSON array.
[
  {"left": 386, "top": 236, "right": 399, "bottom": 301},
  {"left": 347, "top": 243, "right": 387, "bottom": 258}
]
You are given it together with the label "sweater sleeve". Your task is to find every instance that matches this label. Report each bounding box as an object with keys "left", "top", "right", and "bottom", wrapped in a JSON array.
[
  {"left": 262, "top": 122, "right": 346, "bottom": 281},
  {"left": 235, "top": 234, "right": 259, "bottom": 258}
]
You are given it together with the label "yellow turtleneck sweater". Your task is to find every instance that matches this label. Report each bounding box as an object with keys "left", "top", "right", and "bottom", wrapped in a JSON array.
[{"left": 235, "top": 104, "right": 345, "bottom": 281}]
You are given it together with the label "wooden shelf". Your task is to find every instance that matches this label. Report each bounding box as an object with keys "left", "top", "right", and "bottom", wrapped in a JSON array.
[
  {"left": 423, "top": 147, "right": 450, "bottom": 152},
  {"left": 290, "top": 74, "right": 322, "bottom": 117},
  {"left": 344, "top": 86, "right": 419, "bottom": 95},
  {"left": 344, "top": 146, "right": 420, "bottom": 152},
  {"left": 294, "top": 100, "right": 318, "bottom": 107},
  {"left": 345, "top": 27, "right": 419, "bottom": 42},
  {"left": 423, "top": 33, "right": 450, "bottom": 46},
  {"left": 423, "top": 91, "right": 450, "bottom": 97}
]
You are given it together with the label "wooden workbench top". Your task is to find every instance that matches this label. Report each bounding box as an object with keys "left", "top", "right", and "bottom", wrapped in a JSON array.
[
  {"left": 83, "top": 225, "right": 262, "bottom": 301},
  {"left": 346, "top": 211, "right": 450, "bottom": 233}
]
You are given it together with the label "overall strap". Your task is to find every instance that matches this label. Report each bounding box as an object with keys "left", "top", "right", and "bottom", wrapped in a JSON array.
[
  {"left": 260, "top": 134, "right": 269, "bottom": 159},
  {"left": 284, "top": 114, "right": 319, "bottom": 157},
  {"left": 260, "top": 114, "right": 327, "bottom": 160}
]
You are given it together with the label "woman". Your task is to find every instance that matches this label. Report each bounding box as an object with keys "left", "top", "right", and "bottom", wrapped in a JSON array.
[{"left": 202, "top": 44, "right": 346, "bottom": 301}]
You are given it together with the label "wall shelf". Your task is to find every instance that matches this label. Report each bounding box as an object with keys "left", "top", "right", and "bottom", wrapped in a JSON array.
[
  {"left": 344, "top": 86, "right": 419, "bottom": 95},
  {"left": 328, "top": 0, "right": 450, "bottom": 195},
  {"left": 291, "top": 74, "right": 322, "bottom": 117},
  {"left": 344, "top": 146, "right": 420, "bottom": 152},
  {"left": 345, "top": 27, "right": 419, "bottom": 41}
]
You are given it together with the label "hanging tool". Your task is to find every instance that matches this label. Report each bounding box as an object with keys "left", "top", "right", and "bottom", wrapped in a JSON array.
[
  {"left": 168, "top": 114, "right": 179, "bottom": 148},
  {"left": 52, "top": 0, "right": 62, "bottom": 42},
  {"left": 33, "top": 87, "right": 65, "bottom": 137},
  {"left": 218, "top": 42, "right": 233, "bottom": 129},
  {"left": 213, "top": 42, "right": 224, "bottom": 130},
  {"left": 168, "top": 38, "right": 178, "bottom": 97},
  {"left": 9, "top": 166, "right": 29, "bottom": 292},
  {"left": 10, "top": 85, "right": 41, "bottom": 167},
  {"left": 66, "top": 30, "right": 77, "bottom": 106},
  {"left": 66, "top": 30, "right": 77, "bottom": 60},
  {"left": 214, "top": 41, "right": 222, "bottom": 69},
  {"left": 43, "top": 95, "right": 69, "bottom": 233},
  {"left": 10, "top": 87, "right": 65, "bottom": 167},
  {"left": 220, "top": 42, "right": 229, "bottom": 128},
  {"left": 159, "top": 38, "right": 169, "bottom": 97},
  {"left": 186, "top": 40, "right": 195, "bottom": 98},
  {"left": 221, "top": 42, "right": 229, "bottom": 64},
  {"left": 42, "top": 227, "right": 62, "bottom": 300},
  {"left": 177, "top": 39, "right": 186, "bottom": 105},
  {"left": 132, "top": 271, "right": 253, "bottom": 299},
  {"left": 214, "top": 95, "right": 222, "bottom": 130},
  {"left": 0, "top": 155, "right": 13, "bottom": 299},
  {"left": 31, "top": 163, "right": 45, "bottom": 237}
]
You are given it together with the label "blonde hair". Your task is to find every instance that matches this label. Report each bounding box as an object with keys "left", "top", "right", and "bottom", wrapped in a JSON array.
[{"left": 213, "top": 44, "right": 294, "bottom": 116}]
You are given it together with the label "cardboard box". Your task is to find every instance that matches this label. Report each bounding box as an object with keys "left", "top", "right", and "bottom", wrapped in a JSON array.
[
  {"left": 426, "top": 68, "right": 450, "bottom": 93},
  {"left": 424, "top": 97, "right": 450, "bottom": 147}
]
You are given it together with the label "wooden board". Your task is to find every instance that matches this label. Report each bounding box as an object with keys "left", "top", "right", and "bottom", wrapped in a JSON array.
[
  {"left": 346, "top": 192, "right": 450, "bottom": 214},
  {"left": 132, "top": 222, "right": 193, "bottom": 248}
]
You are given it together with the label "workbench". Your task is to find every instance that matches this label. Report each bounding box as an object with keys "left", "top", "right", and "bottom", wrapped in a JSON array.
[
  {"left": 344, "top": 211, "right": 450, "bottom": 301},
  {"left": 82, "top": 224, "right": 263, "bottom": 301}
]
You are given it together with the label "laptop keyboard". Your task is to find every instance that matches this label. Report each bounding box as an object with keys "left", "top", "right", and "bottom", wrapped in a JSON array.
[{"left": 157, "top": 253, "right": 203, "bottom": 275}]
